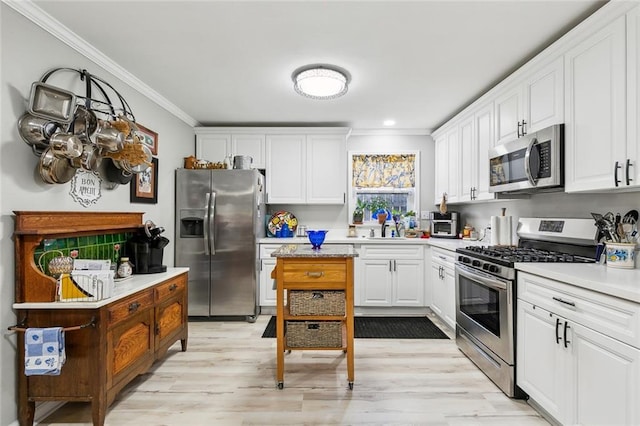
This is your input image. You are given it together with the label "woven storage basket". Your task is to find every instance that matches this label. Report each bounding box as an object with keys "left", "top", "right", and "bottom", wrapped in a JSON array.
[
  {"left": 286, "top": 321, "right": 343, "bottom": 348},
  {"left": 289, "top": 290, "right": 345, "bottom": 316}
]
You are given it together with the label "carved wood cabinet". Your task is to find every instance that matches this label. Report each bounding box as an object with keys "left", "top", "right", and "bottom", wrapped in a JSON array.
[{"left": 11, "top": 211, "right": 188, "bottom": 426}]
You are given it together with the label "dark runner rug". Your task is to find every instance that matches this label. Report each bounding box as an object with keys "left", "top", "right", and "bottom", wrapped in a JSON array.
[{"left": 261, "top": 316, "right": 448, "bottom": 339}]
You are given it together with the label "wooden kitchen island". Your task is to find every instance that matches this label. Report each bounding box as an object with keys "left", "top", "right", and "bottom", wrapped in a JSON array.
[{"left": 271, "top": 244, "right": 358, "bottom": 389}]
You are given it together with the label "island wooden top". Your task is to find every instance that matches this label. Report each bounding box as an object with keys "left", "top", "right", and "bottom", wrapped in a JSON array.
[{"left": 271, "top": 244, "right": 358, "bottom": 258}]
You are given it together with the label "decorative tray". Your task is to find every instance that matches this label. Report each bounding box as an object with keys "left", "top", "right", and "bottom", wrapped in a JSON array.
[{"left": 267, "top": 210, "right": 298, "bottom": 236}]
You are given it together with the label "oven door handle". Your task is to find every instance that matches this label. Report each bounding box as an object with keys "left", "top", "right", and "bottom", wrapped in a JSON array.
[{"left": 455, "top": 263, "right": 508, "bottom": 291}]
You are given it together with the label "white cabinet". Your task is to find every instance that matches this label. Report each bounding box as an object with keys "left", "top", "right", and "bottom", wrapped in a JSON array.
[
  {"left": 517, "top": 272, "right": 640, "bottom": 425},
  {"left": 430, "top": 247, "right": 456, "bottom": 329},
  {"left": 195, "top": 132, "right": 231, "bottom": 164},
  {"left": 265, "top": 134, "right": 307, "bottom": 203},
  {"left": 564, "top": 15, "right": 629, "bottom": 192},
  {"left": 494, "top": 57, "right": 564, "bottom": 145},
  {"left": 358, "top": 245, "right": 424, "bottom": 307},
  {"left": 195, "top": 128, "right": 266, "bottom": 169},
  {"left": 258, "top": 244, "right": 283, "bottom": 307},
  {"left": 433, "top": 127, "right": 459, "bottom": 204},
  {"left": 265, "top": 130, "right": 347, "bottom": 204}
]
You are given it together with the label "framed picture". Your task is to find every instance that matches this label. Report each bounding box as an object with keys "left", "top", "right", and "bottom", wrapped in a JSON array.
[
  {"left": 135, "top": 124, "right": 158, "bottom": 155},
  {"left": 130, "top": 157, "right": 158, "bottom": 204}
]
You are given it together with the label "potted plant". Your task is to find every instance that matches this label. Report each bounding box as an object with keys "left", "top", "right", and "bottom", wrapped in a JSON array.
[
  {"left": 352, "top": 198, "right": 367, "bottom": 224},
  {"left": 369, "top": 196, "right": 390, "bottom": 224}
]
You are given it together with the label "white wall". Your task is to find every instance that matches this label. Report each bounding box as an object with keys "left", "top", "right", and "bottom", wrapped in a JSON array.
[
  {"left": 0, "top": 5, "right": 194, "bottom": 424},
  {"left": 270, "top": 133, "right": 435, "bottom": 234}
]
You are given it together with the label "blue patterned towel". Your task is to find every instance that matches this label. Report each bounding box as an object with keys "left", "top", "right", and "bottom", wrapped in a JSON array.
[{"left": 24, "top": 327, "right": 66, "bottom": 376}]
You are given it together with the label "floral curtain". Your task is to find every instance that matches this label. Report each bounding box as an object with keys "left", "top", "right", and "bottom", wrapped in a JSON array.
[{"left": 352, "top": 154, "right": 415, "bottom": 188}]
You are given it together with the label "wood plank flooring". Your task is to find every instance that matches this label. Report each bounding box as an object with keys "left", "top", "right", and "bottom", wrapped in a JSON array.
[{"left": 39, "top": 314, "right": 549, "bottom": 426}]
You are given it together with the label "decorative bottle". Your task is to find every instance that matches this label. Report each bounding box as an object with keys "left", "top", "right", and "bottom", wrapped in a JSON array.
[{"left": 117, "top": 257, "right": 133, "bottom": 278}]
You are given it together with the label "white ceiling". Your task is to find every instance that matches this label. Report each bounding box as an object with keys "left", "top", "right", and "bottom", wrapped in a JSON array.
[{"left": 31, "top": 0, "right": 606, "bottom": 132}]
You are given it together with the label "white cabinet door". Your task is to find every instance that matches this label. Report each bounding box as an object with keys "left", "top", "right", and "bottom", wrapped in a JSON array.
[
  {"left": 568, "top": 321, "right": 640, "bottom": 426},
  {"left": 232, "top": 134, "right": 266, "bottom": 169},
  {"left": 265, "top": 134, "right": 306, "bottom": 203},
  {"left": 445, "top": 126, "right": 460, "bottom": 203},
  {"left": 494, "top": 83, "right": 523, "bottom": 145},
  {"left": 430, "top": 261, "right": 445, "bottom": 319},
  {"left": 565, "top": 15, "right": 627, "bottom": 192},
  {"left": 458, "top": 114, "right": 475, "bottom": 202},
  {"left": 195, "top": 133, "right": 231, "bottom": 163},
  {"left": 441, "top": 263, "right": 456, "bottom": 329},
  {"left": 517, "top": 301, "right": 566, "bottom": 422},
  {"left": 628, "top": 6, "right": 640, "bottom": 190},
  {"left": 360, "top": 259, "right": 393, "bottom": 306},
  {"left": 392, "top": 259, "right": 424, "bottom": 307},
  {"left": 473, "top": 103, "right": 495, "bottom": 201},
  {"left": 306, "top": 134, "right": 346, "bottom": 204},
  {"left": 525, "top": 56, "right": 564, "bottom": 134},
  {"left": 433, "top": 134, "right": 448, "bottom": 204},
  {"left": 259, "top": 259, "right": 277, "bottom": 307}
]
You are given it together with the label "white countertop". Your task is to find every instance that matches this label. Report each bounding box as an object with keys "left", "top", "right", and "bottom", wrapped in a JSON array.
[
  {"left": 516, "top": 263, "right": 640, "bottom": 304},
  {"left": 258, "top": 235, "right": 485, "bottom": 251},
  {"left": 13, "top": 267, "right": 190, "bottom": 309}
]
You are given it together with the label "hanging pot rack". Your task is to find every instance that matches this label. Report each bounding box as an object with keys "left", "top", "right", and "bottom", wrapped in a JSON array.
[{"left": 38, "top": 67, "right": 136, "bottom": 123}]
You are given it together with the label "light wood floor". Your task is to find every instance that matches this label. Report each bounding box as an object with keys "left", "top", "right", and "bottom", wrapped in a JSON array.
[{"left": 40, "top": 313, "right": 549, "bottom": 426}]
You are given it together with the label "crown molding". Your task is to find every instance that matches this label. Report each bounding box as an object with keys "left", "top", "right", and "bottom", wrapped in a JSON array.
[
  {"left": 3, "top": 0, "right": 199, "bottom": 127},
  {"left": 349, "top": 128, "right": 432, "bottom": 137}
]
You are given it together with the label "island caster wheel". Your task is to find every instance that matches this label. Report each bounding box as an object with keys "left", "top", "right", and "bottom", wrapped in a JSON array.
[
  {"left": 348, "top": 382, "right": 354, "bottom": 390},
  {"left": 277, "top": 382, "right": 284, "bottom": 390},
  {"left": 246, "top": 315, "right": 257, "bottom": 323}
]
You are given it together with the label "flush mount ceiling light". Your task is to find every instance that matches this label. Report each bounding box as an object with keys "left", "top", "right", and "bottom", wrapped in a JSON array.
[{"left": 292, "top": 64, "right": 350, "bottom": 100}]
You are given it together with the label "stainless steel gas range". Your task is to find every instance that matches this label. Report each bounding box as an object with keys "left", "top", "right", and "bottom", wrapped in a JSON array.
[{"left": 454, "top": 218, "right": 598, "bottom": 398}]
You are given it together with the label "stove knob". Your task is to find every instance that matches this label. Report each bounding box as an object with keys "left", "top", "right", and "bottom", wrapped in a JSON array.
[
  {"left": 472, "top": 260, "right": 481, "bottom": 267},
  {"left": 489, "top": 265, "right": 499, "bottom": 273},
  {"left": 459, "top": 256, "right": 471, "bottom": 264},
  {"left": 482, "top": 263, "right": 490, "bottom": 271}
]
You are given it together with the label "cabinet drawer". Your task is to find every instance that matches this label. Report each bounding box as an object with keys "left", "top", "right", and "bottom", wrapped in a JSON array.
[
  {"left": 108, "top": 290, "right": 154, "bottom": 327},
  {"left": 360, "top": 245, "right": 423, "bottom": 259},
  {"left": 283, "top": 262, "right": 346, "bottom": 283},
  {"left": 518, "top": 272, "right": 640, "bottom": 349},
  {"left": 154, "top": 274, "right": 187, "bottom": 302},
  {"left": 431, "top": 247, "right": 456, "bottom": 265}
]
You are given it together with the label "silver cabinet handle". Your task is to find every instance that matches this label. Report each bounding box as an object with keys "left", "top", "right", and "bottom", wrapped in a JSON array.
[{"left": 552, "top": 296, "right": 576, "bottom": 307}]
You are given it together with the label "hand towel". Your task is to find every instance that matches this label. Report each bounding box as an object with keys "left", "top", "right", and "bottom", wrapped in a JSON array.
[{"left": 24, "top": 327, "right": 66, "bottom": 376}]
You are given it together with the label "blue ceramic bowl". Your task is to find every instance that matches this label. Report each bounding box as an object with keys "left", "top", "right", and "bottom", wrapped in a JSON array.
[{"left": 307, "top": 230, "right": 328, "bottom": 249}]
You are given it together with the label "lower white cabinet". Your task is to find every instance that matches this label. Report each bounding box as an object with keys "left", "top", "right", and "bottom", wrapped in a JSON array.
[
  {"left": 430, "top": 247, "right": 456, "bottom": 329},
  {"left": 357, "top": 245, "right": 424, "bottom": 307},
  {"left": 517, "top": 272, "right": 640, "bottom": 425},
  {"left": 258, "top": 244, "right": 282, "bottom": 307}
]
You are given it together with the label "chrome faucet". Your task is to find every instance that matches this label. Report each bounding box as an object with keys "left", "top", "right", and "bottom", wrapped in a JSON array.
[{"left": 381, "top": 223, "right": 389, "bottom": 238}]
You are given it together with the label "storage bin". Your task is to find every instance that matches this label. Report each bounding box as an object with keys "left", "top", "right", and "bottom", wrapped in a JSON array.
[
  {"left": 289, "top": 290, "right": 345, "bottom": 316},
  {"left": 286, "top": 321, "right": 343, "bottom": 348}
]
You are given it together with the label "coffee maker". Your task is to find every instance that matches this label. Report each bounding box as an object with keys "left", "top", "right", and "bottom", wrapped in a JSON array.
[{"left": 127, "top": 221, "right": 169, "bottom": 274}]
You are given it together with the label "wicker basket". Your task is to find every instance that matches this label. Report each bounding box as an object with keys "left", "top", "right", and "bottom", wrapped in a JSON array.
[
  {"left": 286, "top": 321, "right": 343, "bottom": 348},
  {"left": 289, "top": 290, "right": 345, "bottom": 316}
]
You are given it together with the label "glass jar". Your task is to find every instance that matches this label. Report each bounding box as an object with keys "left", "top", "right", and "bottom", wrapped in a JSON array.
[{"left": 117, "top": 257, "right": 133, "bottom": 278}]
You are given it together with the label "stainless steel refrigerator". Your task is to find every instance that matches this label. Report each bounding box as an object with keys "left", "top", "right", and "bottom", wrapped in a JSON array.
[{"left": 175, "top": 169, "right": 265, "bottom": 320}]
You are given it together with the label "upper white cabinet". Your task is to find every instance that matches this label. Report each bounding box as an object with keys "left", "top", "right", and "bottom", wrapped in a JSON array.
[
  {"left": 433, "top": 126, "right": 459, "bottom": 204},
  {"left": 494, "top": 56, "right": 564, "bottom": 145},
  {"left": 265, "top": 129, "right": 348, "bottom": 204},
  {"left": 195, "top": 128, "right": 266, "bottom": 169},
  {"left": 564, "top": 15, "right": 628, "bottom": 192}
]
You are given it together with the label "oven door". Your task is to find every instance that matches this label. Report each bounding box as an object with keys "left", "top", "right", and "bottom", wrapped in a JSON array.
[{"left": 455, "top": 263, "right": 514, "bottom": 364}]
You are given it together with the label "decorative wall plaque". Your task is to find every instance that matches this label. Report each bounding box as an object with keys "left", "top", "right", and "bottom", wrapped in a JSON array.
[{"left": 70, "top": 170, "right": 102, "bottom": 207}]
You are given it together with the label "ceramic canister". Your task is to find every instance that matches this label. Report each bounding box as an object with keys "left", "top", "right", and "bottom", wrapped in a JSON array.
[{"left": 605, "top": 242, "right": 637, "bottom": 269}]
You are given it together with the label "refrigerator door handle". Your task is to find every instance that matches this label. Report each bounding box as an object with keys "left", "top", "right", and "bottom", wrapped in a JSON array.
[
  {"left": 209, "top": 191, "right": 216, "bottom": 255},
  {"left": 203, "top": 192, "right": 211, "bottom": 255}
]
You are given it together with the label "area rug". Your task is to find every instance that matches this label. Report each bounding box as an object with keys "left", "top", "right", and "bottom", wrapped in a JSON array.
[{"left": 261, "top": 316, "right": 449, "bottom": 339}]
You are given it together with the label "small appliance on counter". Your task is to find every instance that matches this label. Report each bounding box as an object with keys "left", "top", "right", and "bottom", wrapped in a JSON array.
[
  {"left": 127, "top": 220, "right": 169, "bottom": 274},
  {"left": 429, "top": 211, "right": 459, "bottom": 238}
]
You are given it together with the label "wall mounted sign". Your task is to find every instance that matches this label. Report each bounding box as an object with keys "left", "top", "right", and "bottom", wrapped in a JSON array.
[{"left": 69, "top": 170, "right": 102, "bottom": 207}]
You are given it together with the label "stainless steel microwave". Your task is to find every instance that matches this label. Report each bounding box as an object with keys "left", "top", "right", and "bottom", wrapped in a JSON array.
[{"left": 488, "top": 124, "right": 563, "bottom": 193}]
